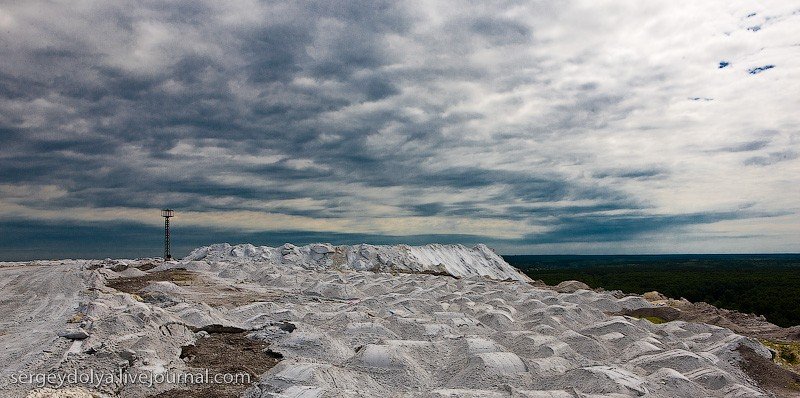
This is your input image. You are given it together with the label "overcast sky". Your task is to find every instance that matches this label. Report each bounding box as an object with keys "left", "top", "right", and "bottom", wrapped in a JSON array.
[{"left": 1, "top": 1, "right": 799, "bottom": 259}]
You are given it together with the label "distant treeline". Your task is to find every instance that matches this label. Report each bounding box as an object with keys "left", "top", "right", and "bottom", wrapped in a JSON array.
[{"left": 504, "top": 254, "right": 800, "bottom": 328}]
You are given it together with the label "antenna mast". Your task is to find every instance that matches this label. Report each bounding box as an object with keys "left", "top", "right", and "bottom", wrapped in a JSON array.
[{"left": 161, "top": 209, "right": 174, "bottom": 260}]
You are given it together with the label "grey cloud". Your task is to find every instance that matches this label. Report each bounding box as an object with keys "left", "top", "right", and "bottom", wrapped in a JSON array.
[
  {"left": 242, "top": 24, "right": 315, "bottom": 83},
  {"left": 469, "top": 17, "right": 532, "bottom": 45},
  {"left": 592, "top": 167, "right": 668, "bottom": 180},
  {"left": 717, "top": 139, "right": 771, "bottom": 152},
  {"left": 360, "top": 76, "right": 400, "bottom": 101},
  {"left": 522, "top": 210, "right": 782, "bottom": 244},
  {"left": 744, "top": 151, "right": 798, "bottom": 166}
]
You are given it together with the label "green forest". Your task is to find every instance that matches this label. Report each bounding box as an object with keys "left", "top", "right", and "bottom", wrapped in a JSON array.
[{"left": 505, "top": 255, "right": 800, "bottom": 328}]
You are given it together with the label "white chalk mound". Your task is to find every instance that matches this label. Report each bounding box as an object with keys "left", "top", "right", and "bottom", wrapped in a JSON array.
[
  {"left": 184, "top": 243, "right": 531, "bottom": 282},
  {"left": 0, "top": 246, "right": 775, "bottom": 398}
]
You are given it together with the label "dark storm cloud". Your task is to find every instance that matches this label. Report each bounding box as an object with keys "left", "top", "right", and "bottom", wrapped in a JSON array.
[{"left": 522, "top": 210, "right": 783, "bottom": 244}]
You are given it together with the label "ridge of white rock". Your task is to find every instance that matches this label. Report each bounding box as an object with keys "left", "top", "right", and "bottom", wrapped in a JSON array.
[{"left": 183, "top": 243, "right": 532, "bottom": 282}]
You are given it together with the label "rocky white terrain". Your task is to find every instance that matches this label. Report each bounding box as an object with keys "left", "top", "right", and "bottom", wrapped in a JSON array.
[
  {"left": 0, "top": 244, "right": 780, "bottom": 397},
  {"left": 183, "top": 243, "right": 531, "bottom": 282}
]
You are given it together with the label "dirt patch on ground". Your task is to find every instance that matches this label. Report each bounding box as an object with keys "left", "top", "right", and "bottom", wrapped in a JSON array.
[
  {"left": 151, "top": 332, "right": 281, "bottom": 398},
  {"left": 392, "top": 268, "right": 459, "bottom": 279},
  {"left": 737, "top": 344, "right": 800, "bottom": 398},
  {"left": 106, "top": 269, "right": 197, "bottom": 294},
  {"left": 138, "top": 261, "right": 160, "bottom": 271},
  {"left": 106, "top": 269, "right": 283, "bottom": 308},
  {"left": 617, "top": 306, "right": 683, "bottom": 322},
  {"left": 105, "top": 270, "right": 285, "bottom": 397},
  {"left": 620, "top": 295, "right": 800, "bottom": 342}
]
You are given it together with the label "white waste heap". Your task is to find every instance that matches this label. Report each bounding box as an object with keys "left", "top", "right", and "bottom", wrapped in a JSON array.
[
  {"left": 0, "top": 243, "right": 775, "bottom": 398},
  {"left": 184, "top": 243, "right": 532, "bottom": 282}
]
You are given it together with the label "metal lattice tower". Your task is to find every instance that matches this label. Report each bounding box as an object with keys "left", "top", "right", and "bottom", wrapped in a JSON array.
[{"left": 161, "top": 209, "right": 174, "bottom": 260}]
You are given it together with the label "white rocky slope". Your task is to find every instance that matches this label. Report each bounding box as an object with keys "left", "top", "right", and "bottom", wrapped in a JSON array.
[
  {"left": 0, "top": 244, "right": 776, "bottom": 398},
  {"left": 184, "top": 243, "right": 532, "bottom": 282}
]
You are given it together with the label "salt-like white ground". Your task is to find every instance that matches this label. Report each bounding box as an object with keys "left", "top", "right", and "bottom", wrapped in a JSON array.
[
  {"left": 183, "top": 243, "right": 531, "bottom": 282},
  {"left": 0, "top": 244, "right": 775, "bottom": 397},
  {"left": 0, "top": 262, "right": 95, "bottom": 390}
]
